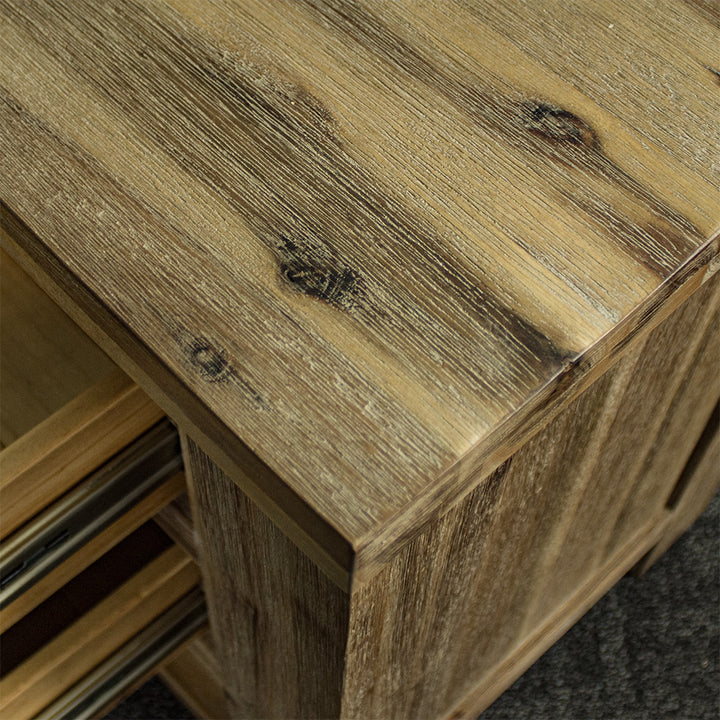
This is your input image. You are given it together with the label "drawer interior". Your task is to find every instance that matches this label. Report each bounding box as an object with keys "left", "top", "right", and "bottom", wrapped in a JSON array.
[
  {"left": 0, "top": 521, "right": 201, "bottom": 719},
  {"left": 0, "top": 522, "right": 172, "bottom": 676},
  {"left": 0, "top": 421, "right": 184, "bottom": 628},
  {"left": 0, "top": 248, "right": 164, "bottom": 537},
  {"left": 0, "top": 249, "right": 115, "bottom": 447},
  {"left": 0, "top": 249, "right": 200, "bottom": 720}
]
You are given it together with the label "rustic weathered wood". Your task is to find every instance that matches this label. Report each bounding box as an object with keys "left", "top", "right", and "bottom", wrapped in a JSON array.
[
  {"left": 0, "top": 472, "right": 186, "bottom": 631},
  {"left": 1, "top": 211, "right": 354, "bottom": 589},
  {"left": 1, "top": 1, "right": 718, "bottom": 584},
  {"left": 636, "top": 403, "right": 720, "bottom": 573},
  {"left": 159, "top": 631, "right": 229, "bottom": 720},
  {"left": 607, "top": 279, "right": 720, "bottom": 559},
  {"left": 185, "top": 437, "right": 349, "bottom": 720},
  {"left": 186, "top": 274, "right": 718, "bottom": 719},
  {"left": 447, "top": 517, "right": 668, "bottom": 720},
  {"left": 1, "top": 3, "right": 719, "bottom": 717},
  {"left": 342, "top": 275, "right": 719, "bottom": 720},
  {"left": 0, "top": 542, "right": 199, "bottom": 719}
]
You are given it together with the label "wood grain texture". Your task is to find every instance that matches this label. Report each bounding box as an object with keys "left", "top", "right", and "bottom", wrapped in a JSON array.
[
  {"left": 448, "top": 518, "right": 668, "bottom": 720},
  {"left": 185, "top": 437, "right": 349, "bottom": 720},
  {"left": 180, "top": 275, "right": 716, "bottom": 719},
  {"left": 607, "top": 278, "right": 720, "bottom": 558},
  {"left": 0, "top": 248, "right": 115, "bottom": 446},
  {"left": 0, "top": 1, "right": 718, "bottom": 580},
  {"left": 341, "top": 277, "right": 719, "bottom": 720},
  {"left": 0, "top": 544, "right": 199, "bottom": 720}
]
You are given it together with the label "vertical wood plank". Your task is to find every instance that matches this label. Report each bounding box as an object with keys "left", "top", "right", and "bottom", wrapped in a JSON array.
[
  {"left": 184, "top": 437, "right": 349, "bottom": 719},
  {"left": 636, "top": 403, "right": 720, "bottom": 572},
  {"left": 609, "top": 277, "right": 720, "bottom": 554}
]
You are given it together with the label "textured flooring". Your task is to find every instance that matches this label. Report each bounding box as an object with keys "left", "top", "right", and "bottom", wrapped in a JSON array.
[{"left": 110, "top": 492, "right": 719, "bottom": 720}]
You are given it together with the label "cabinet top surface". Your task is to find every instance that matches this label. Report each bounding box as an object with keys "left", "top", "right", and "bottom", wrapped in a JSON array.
[{"left": 1, "top": 1, "right": 718, "bottom": 564}]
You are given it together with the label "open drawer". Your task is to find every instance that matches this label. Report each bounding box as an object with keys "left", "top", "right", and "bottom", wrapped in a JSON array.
[
  {"left": 0, "top": 248, "right": 165, "bottom": 537},
  {"left": 0, "top": 420, "right": 185, "bottom": 628},
  {"left": 0, "top": 248, "right": 189, "bottom": 624},
  {"left": 0, "top": 521, "right": 204, "bottom": 720}
]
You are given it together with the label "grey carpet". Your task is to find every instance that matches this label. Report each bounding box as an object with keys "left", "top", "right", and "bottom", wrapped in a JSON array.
[{"left": 109, "top": 491, "right": 720, "bottom": 720}]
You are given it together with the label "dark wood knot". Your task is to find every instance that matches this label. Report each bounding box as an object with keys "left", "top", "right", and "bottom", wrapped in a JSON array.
[
  {"left": 520, "top": 101, "right": 599, "bottom": 149},
  {"left": 189, "top": 338, "right": 232, "bottom": 382},
  {"left": 278, "top": 235, "right": 362, "bottom": 310}
]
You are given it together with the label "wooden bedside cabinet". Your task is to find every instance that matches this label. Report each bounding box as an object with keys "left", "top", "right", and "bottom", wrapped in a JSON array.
[{"left": 1, "top": 1, "right": 718, "bottom": 718}]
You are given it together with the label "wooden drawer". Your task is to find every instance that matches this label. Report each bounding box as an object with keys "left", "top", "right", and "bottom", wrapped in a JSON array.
[
  {"left": 0, "top": 249, "right": 188, "bottom": 623},
  {"left": 0, "top": 522, "right": 203, "bottom": 720},
  {"left": 0, "top": 420, "right": 184, "bottom": 628},
  {"left": 0, "top": 247, "right": 202, "bottom": 718},
  {"left": 0, "top": 248, "right": 165, "bottom": 538}
]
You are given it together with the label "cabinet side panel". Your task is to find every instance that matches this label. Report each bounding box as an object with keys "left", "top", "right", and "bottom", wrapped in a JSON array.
[
  {"left": 184, "top": 438, "right": 349, "bottom": 719},
  {"left": 343, "top": 279, "right": 719, "bottom": 720},
  {"left": 637, "top": 405, "right": 720, "bottom": 572},
  {"left": 608, "top": 278, "right": 720, "bottom": 557},
  {"left": 530, "top": 273, "right": 720, "bottom": 625}
]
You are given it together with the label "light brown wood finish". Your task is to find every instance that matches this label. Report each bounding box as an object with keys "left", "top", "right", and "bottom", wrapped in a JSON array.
[
  {"left": 0, "top": 1, "right": 718, "bottom": 584},
  {"left": 0, "top": 368, "right": 164, "bottom": 538},
  {"left": 0, "top": 245, "right": 164, "bottom": 536},
  {"left": 0, "top": 471, "right": 186, "bottom": 631},
  {"left": 606, "top": 284, "right": 720, "bottom": 560},
  {"left": 187, "top": 274, "right": 719, "bottom": 719},
  {"left": 159, "top": 631, "right": 229, "bottom": 720},
  {"left": 450, "top": 517, "right": 669, "bottom": 720},
  {"left": 34, "top": 589, "right": 207, "bottom": 720},
  {"left": 341, "top": 276, "right": 720, "bottom": 720},
  {"left": 0, "top": 249, "right": 115, "bottom": 447},
  {"left": 155, "top": 493, "right": 199, "bottom": 562},
  {"left": 1, "top": 3, "right": 719, "bottom": 718},
  {"left": 0, "top": 544, "right": 199, "bottom": 719}
]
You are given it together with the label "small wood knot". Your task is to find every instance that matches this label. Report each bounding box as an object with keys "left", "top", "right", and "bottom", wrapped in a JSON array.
[
  {"left": 520, "top": 101, "right": 599, "bottom": 149},
  {"left": 189, "top": 338, "right": 232, "bottom": 382},
  {"left": 280, "top": 260, "right": 360, "bottom": 305},
  {"left": 278, "top": 235, "right": 362, "bottom": 310}
]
